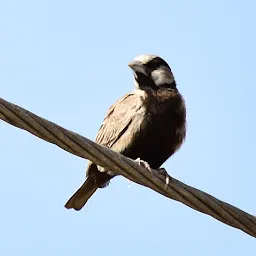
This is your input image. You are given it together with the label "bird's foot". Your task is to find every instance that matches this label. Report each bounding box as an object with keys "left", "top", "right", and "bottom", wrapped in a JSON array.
[
  {"left": 156, "top": 167, "right": 170, "bottom": 189},
  {"left": 135, "top": 158, "right": 152, "bottom": 172},
  {"left": 135, "top": 159, "right": 170, "bottom": 189},
  {"left": 156, "top": 167, "right": 168, "bottom": 176}
]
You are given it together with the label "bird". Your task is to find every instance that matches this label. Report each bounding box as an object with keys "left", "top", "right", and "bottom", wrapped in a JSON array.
[{"left": 65, "top": 54, "right": 186, "bottom": 211}]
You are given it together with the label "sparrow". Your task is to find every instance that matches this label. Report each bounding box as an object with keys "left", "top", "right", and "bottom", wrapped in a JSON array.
[{"left": 65, "top": 54, "right": 186, "bottom": 210}]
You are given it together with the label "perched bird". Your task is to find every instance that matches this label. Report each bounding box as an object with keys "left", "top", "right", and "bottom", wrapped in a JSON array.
[{"left": 65, "top": 54, "right": 186, "bottom": 211}]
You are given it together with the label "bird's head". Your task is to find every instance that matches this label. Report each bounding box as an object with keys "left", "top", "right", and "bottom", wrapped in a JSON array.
[{"left": 128, "top": 54, "right": 176, "bottom": 90}]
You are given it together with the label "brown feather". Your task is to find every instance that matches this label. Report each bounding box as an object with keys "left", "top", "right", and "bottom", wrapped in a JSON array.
[{"left": 65, "top": 55, "right": 186, "bottom": 211}]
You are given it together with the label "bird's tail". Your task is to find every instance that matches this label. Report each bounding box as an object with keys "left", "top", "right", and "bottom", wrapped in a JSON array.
[{"left": 65, "top": 174, "right": 98, "bottom": 211}]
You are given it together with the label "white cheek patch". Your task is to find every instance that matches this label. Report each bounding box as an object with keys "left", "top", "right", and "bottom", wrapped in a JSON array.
[{"left": 151, "top": 66, "right": 174, "bottom": 86}]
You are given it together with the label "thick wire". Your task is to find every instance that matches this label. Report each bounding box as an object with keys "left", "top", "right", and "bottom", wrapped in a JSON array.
[{"left": 0, "top": 97, "right": 256, "bottom": 238}]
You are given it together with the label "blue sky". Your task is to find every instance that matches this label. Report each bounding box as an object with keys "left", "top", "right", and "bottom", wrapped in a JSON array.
[{"left": 0, "top": 0, "right": 255, "bottom": 254}]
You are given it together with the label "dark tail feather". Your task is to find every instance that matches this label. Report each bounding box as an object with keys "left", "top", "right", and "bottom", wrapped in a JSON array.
[{"left": 65, "top": 174, "right": 98, "bottom": 211}]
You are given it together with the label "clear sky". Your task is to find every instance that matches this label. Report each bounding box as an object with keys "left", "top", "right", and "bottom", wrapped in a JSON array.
[{"left": 0, "top": 0, "right": 255, "bottom": 254}]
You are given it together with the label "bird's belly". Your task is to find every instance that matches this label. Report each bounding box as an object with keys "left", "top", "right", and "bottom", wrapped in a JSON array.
[{"left": 123, "top": 114, "right": 185, "bottom": 169}]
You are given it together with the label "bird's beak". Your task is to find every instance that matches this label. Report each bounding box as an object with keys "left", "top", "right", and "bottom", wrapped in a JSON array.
[{"left": 128, "top": 60, "right": 148, "bottom": 76}]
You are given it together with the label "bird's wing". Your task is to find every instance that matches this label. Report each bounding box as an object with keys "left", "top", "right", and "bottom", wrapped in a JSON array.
[{"left": 95, "top": 91, "right": 146, "bottom": 153}]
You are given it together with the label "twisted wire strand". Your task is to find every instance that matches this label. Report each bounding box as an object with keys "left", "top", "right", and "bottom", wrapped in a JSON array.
[{"left": 0, "top": 97, "right": 255, "bottom": 238}]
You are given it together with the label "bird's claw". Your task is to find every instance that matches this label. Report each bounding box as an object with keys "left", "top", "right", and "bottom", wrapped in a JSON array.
[
  {"left": 157, "top": 167, "right": 168, "bottom": 176},
  {"left": 156, "top": 167, "right": 170, "bottom": 189},
  {"left": 135, "top": 158, "right": 152, "bottom": 172},
  {"left": 135, "top": 159, "right": 170, "bottom": 189}
]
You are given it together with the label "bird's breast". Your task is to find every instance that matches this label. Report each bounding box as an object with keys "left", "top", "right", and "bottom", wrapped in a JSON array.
[{"left": 127, "top": 92, "right": 186, "bottom": 169}]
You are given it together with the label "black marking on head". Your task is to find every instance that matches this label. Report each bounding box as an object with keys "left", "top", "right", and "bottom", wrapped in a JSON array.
[
  {"left": 131, "top": 55, "right": 176, "bottom": 90},
  {"left": 134, "top": 72, "right": 157, "bottom": 90},
  {"left": 144, "top": 56, "right": 171, "bottom": 72}
]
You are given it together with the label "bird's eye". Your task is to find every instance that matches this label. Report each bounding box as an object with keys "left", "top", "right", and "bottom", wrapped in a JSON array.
[
  {"left": 146, "top": 57, "right": 170, "bottom": 72},
  {"left": 146, "top": 58, "right": 162, "bottom": 71}
]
